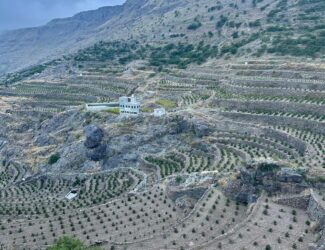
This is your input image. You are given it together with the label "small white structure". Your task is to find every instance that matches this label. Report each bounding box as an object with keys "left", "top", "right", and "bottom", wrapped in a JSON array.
[
  {"left": 154, "top": 107, "right": 166, "bottom": 117},
  {"left": 65, "top": 189, "right": 78, "bottom": 200},
  {"left": 119, "top": 95, "right": 140, "bottom": 115}
]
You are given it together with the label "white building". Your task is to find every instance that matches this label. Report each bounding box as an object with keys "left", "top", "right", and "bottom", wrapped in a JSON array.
[
  {"left": 154, "top": 107, "right": 166, "bottom": 117},
  {"left": 85, "top": 102, "right": 119, "bottom": 112},
  {"left": 119, "top": 95, "right": 140, "bottom": 115}
]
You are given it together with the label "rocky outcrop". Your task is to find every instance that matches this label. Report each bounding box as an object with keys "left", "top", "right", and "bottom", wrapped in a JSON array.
[
  {"left": 86, "top": 144, "right": 107, "bottom": 162},
  {"left": 168, "top": 116, "right": 192, "bottom": 134},
  {"left": 168, "top": 187, "right": 207, "bottom": 202},
  {"left": 223, "top": 177, "right": 258, "bottom": 203},
  {"left": 224, "top": 162, "right": 307, "bottom": 203},
  {"left": 84, "top": 125, "right": 104, "bottom": 149},
  {"left": 226, "top": 164, "right": 325, "bottom": 249},
  {"left": 193, "top": 122, "right": 211, "bottom": 137},
  {"left": 168, "top": 116, "right": 212, "bottom": 138},
  {"left": 277, "top": 167, "right": 303, "bottom": 183},
  {"left": 84, "top": 125, "right": 107, "bottom": 162},
  {"left": 273, "top": 190, "right": 311, "bottom": 209}
]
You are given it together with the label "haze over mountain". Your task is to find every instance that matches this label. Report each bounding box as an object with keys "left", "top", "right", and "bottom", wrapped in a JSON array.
[{"left": 0, "top": 0, "right": 125, "bottom": 31}]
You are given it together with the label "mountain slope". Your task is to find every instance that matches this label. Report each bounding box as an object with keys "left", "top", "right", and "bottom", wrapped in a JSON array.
[
  {"left": 0, "top": 4, "right": 124, "bottom": 74},
  {"left": 0, "top": 0, "right": 324, "bottom": 75}
]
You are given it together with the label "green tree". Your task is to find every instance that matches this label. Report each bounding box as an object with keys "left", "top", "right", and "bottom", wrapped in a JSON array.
[
  {"left": 48, "top": 153, "right": 60, "bottom": 165},
  {"left": 47, "top": 236, "right": 99, "bottom": 250}
]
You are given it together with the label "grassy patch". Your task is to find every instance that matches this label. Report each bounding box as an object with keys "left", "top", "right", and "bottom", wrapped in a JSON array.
[
  {"left": 156, "top": 99, "right": 177, "bottom": 109},
  {"left": 141, "top": 107, "right": 153, "bottom": 113},
  {"left": 104, "top": 108, "right": 120, "bottom": 114}
]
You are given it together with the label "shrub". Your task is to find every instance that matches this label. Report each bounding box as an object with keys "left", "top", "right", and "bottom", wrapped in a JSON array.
[
  {"left": 249, "top": 20, "right": 261, "bottom": 27},
  {"left": 187, "top": 21, "right": 202, "bottom": 30},
  {"left": 47, "top": 236, "right": 98, "bottom": 250},
  {"left": 175, "top": 176, "right": 184, "bottom": 184},
  {"left": 48, "top": 153, "right": 60, "bottom": 165},
  {"left": 216, "top": 15, "right": 228, "bottom": 29}
]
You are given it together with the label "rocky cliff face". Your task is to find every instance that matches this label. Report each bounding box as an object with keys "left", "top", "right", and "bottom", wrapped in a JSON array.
[{"left": 223, "top": 162, "right": 308, "bottom": 204}]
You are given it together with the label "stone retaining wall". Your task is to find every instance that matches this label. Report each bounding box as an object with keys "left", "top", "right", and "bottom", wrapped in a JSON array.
[
  {"left": 221, "top": 112, "right": 325, "bottom": 135},
  {"left": 224, "top": 84, "right": 325, "bottom": 99},
  {"left": 273, "top": 189, "right": 325, "bottom": 229},
  {"left": 213, "top": 99, "right": 325, "bottom": 116},
  {"left": 232, "top": 78, "right": 325, "bottom": 91},
  {"left": 274, "top": 192, "right": 311, "bottom": 209},
  {"left": 308, "top": 190, "right": 325, "bottom": 230},
  {"left": 211, "top": 119, "right": 306, "bottom": 155},
  {"left": 262, "top": 127, "right": 306, "bottom": 155},
  {"left": 274, "top": 189, "right": 325, "bottom": 250}
]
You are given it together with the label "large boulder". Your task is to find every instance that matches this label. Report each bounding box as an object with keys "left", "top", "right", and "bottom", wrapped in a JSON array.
[
  {"left": 240, "top": 167, "right": 254, "bottom": 184},
  {"left": 169, "top": 118, "right": 192, "bottom": 134},
  {"left": 86, "top": 144, "right": 107, "bottom": 161},
  {"left": 83, "top": 125, "right": 108, "bottom": 162},
  {"left": 235, "top": 192, "right": 258, "bottom": 204},
  {"left": 223, "top": 178, "right": 258, "bottom": 204},
  {"left": 277, "top": 168, "right": 303, "bottom": 183},
  {"left": 194, "top": 122, "right": 211, "bottom": 137},
  {"left": 84, "top": 125, "right": 104, "bottom": 149}
]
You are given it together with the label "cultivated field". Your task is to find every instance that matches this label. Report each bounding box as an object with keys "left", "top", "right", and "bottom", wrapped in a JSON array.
[{"left": 0, "top": 58, "right": 324, "bottom": 249}]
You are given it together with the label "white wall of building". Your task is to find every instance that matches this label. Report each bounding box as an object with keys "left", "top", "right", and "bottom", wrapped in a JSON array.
[{"left": 119, "top": 95, "right": 140, "bottom": 115}]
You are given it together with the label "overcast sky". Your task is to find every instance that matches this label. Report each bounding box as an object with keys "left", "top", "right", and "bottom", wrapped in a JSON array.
[{"left": 0, "top": 0, "right": 126, "bottom": 31}]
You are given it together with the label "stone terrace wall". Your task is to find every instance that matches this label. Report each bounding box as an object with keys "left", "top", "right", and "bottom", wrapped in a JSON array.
[
  {"left": 308, "top": 190, "right": 325, "bottom": 230},
  {"left": 232, "top": 79, "right": 325, "bottom": 91},
  {"left": 221, "top": 112, "right": 325, "bottom": 135},
  {"left": 210, "top": 119, "right": 306, "bottom": 155},
  {"left": 262, "top": 127, "right": 306, "bottom": 155},
  {"left": 274, "top": 192, "right": 311, "bottom": 209},
  {"left": 214, "top": 99, "right": 325, "bottom": 116},
  {"left": 224, "top": 84, "right": 325, "bottom": 99}
]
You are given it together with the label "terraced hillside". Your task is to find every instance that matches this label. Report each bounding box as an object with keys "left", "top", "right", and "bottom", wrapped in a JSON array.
[
  {"left": 0, "top": 0, "right": 324, "bottom": 248},
  {"left": 0, "top": 57, "right": 324, "bottom": 249}
]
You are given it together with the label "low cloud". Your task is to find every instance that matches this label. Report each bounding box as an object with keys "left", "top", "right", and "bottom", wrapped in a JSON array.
[{"left": 0, "top": 0, "right": 125, "bottom": 31}]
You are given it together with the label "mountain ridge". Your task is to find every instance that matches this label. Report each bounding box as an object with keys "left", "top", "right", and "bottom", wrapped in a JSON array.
[
  {"left": 0, "top": 3, "right": 125, "bottom": 74},
  {"left": 0, "top": 0, "right": 324, "bottom": 75}
]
